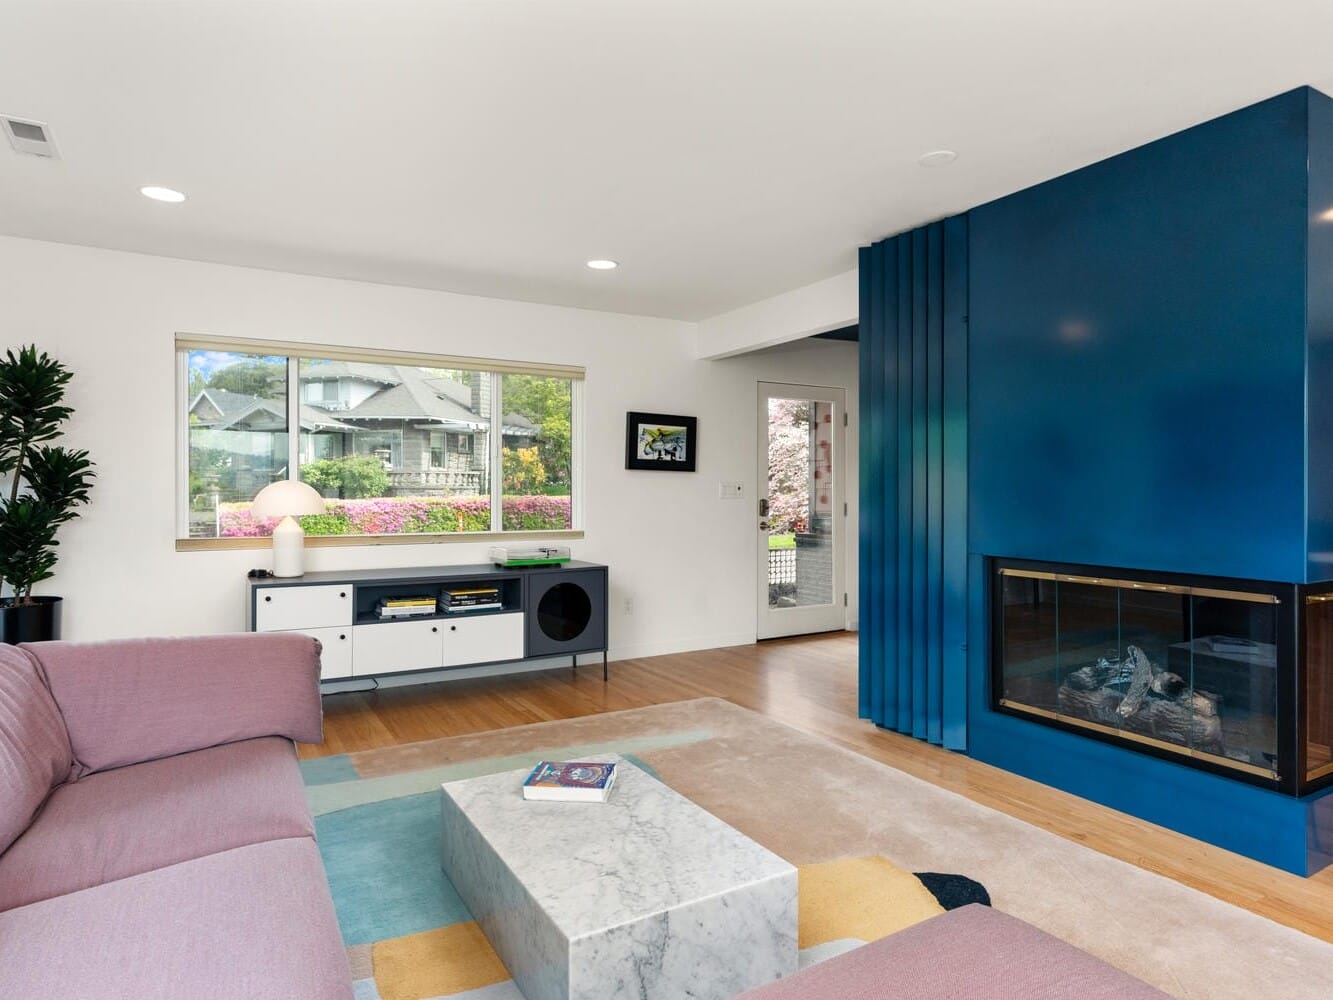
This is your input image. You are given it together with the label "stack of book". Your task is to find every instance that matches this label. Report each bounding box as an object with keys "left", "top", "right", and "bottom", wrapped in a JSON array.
[
  {"left": 440, "top": 585, "right": 503, "bottom": 614},
  {"left": 376, "top": 596, "right": 438, "bottom": 619}
]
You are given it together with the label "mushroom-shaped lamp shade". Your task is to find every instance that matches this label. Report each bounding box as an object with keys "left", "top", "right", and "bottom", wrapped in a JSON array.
[{"left": 250, "top": 480, "right": 327, "bottom": 577}]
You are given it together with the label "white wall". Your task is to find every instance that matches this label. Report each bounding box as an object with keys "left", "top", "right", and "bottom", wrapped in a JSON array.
[
  {"left": 696, "top": 269, "right": 858, "bottom": 360},
  {"left": 1, "top": 236, "right": 857, "bottom": 660}
]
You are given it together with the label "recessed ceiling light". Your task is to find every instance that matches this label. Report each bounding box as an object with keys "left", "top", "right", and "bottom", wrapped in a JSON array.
[
  {"left": 586, "top": 259, "right": 618, "bottom": 270},
  {"left": 140, "top": 186, "right": 186, "bottom": 203},
  {"left": 918, "top": 150, "right": 958, "bottom": 167}
]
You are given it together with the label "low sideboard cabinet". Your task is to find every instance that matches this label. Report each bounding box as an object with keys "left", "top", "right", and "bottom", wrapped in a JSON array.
[{"left": 246, "top": 562, "right": 608, "bottom": 684}]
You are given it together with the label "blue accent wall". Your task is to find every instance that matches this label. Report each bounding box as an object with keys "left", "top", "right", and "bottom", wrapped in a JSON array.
[
  {"left": 969, "top": 88, "right": 1310, "bottom": 582},
  {"left": 1306, "top": 89, "right": 1333, "bottom": 577},
  {"left": 863, "top": 87, "right": 1333, "bottom": 874},
  {"left": 960, "top": 89, "right": 1330, "bottom": 873}
]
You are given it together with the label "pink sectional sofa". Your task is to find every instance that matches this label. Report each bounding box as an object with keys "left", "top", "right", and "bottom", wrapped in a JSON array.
[
  {"left": 0, "top": 633, "right": 353, "bottom": 1000},
  {"left": 737, "top": 903, "right": 1169, "bottom": 999}
]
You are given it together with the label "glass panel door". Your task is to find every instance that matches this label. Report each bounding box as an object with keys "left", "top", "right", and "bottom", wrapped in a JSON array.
[{"left": 757, "top": 382, "right": 845, "bottom": 639}]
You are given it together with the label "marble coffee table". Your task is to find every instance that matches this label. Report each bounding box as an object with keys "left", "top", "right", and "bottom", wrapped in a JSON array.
[{"left": 440, "top": 755, "right": 797, "bottom": 1000}]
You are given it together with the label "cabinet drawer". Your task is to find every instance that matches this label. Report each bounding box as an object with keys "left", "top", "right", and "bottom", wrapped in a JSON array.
[
  {"left": 353, "top": 620, "right": 444, "bottom": 675},
  {"left": 286, "top": 626, "right": 354, "bottom": 680},
  {"left": 442, "top": 612, "right": 524, "bottom": 667},
  {"left": 255, "top": 585, "right": 353, "bottom": 632}
]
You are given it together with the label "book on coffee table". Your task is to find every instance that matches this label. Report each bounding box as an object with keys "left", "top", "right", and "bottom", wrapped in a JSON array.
[{"left": 521, "top": 761, "right": 617, "bottom": 802}]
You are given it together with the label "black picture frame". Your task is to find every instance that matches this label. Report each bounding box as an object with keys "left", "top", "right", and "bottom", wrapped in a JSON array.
[{"left": 625, "top": 412, "right": 697, "bottom": 472}]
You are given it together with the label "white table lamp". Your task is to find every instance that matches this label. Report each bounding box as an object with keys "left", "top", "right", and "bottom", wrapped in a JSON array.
[{"left": 249, "top": 480, "right": 327, "bottom": 577}]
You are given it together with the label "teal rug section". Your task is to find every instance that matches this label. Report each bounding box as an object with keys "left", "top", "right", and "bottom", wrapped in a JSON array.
[
  {"left": 314, "top": 790, "right": 473, "bottom": 946},
  {"left": 301, "top": 754, "right": 360, "bottom": 786},
  {"left": 621, "top": 752, "right": 661, "bottom": 781},
  {"left": 304, "top": 730, "right": 712, "bottom": 817}
]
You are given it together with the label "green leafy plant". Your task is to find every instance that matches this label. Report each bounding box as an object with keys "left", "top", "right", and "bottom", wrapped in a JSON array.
[
  {"left": 300, "top": 455, "right": 390, "bottom": 499},
  {"left": 0, "top": 346, "right": 96, "bottom": 604}
]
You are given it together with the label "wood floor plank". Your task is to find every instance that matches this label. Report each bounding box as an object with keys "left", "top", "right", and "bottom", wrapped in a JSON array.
[{"left": 301, "top": 632, "right": 1333, "bottom": 944}]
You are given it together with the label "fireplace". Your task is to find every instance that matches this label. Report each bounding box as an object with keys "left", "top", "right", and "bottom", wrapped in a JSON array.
[{"left": 992, "top": 559, "right": 1333, "bottom": 795}]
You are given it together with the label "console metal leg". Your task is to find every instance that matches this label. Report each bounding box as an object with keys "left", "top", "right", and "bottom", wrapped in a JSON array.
[{"left": 603, "top": 650, "right": 608, "bottom": 682}]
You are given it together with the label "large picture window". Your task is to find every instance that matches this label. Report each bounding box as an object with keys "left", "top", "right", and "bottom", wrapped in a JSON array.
[{"left": 178, "top": 337, "right": 581, "bottom": 541}]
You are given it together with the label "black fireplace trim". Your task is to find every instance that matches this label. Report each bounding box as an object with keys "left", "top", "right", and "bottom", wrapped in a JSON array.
[{"left": 987, "top": 556, "right": 1322, "bottom": 797}]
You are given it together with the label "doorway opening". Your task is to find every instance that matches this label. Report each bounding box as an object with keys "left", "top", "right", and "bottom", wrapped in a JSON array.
[{"left": 758, "top": 382, "right": 846, "bottom": 640}]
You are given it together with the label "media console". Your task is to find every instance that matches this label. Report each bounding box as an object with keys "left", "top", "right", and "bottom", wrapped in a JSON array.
[{"left": 246, "top": 561, "right": 608, "bottom": 685}]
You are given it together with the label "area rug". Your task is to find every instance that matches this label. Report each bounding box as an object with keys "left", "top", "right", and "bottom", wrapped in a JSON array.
[{"left": 301, "top": 698, "right": 1333, "bottom": 999}]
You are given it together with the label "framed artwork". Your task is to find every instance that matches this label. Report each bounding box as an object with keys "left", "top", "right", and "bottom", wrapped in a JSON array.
[{"left": 625, "top": 412, "right": 697, "bottom": 472}]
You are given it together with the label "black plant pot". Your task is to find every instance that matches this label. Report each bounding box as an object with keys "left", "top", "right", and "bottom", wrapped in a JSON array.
[{"left": 0, "top": 596, "right": 63, "bottom": 644}]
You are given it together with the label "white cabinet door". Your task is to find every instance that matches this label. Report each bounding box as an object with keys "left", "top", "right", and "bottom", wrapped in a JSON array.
[
  {"left": 352, "top": 620, "right": 444, "bottom": 675},
  {"left": 256, "top": 585, "right": 353, "bottom": 632},
  {"left": 442, "top": 612, "right": 525, "bottom": 667},
  {"left": 286, "top": 625, "right": 354, "bottom": 680}
]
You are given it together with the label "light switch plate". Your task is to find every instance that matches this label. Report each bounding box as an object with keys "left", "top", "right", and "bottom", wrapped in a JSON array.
[{"left": 719, "top": 482, "right": 744, "bottom": 499}]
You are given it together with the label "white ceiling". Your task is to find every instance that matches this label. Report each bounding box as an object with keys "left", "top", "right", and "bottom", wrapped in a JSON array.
[{"left": 4, "top": 0, "right": 1333, "bottom": 322}]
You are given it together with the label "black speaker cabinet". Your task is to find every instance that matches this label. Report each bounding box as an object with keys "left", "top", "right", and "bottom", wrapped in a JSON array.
[{"left": 524, "top": 565, "right": 608, "bottom": 658}]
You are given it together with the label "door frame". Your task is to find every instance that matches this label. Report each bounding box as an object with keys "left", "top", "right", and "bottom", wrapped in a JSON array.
[{"left": 756, "top": 381, "right": 847, "bottom": 640}]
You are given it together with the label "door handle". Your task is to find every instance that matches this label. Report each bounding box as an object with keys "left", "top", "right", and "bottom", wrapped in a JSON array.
[
  {"left": 759, "top": 498, "right": 769, "bottom": 516},
  {"left": 759, "top": 520, "right": 769, "bottom": 531}
]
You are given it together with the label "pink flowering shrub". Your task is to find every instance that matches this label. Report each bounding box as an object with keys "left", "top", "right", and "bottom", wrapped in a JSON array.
[
  {"left": 502, "top": 494, "right": 572, "bottom": 530},
  {"left": 217, "top": 494, "right": 570, "bottom": 538},
  {"left": 217, "top": 507, "right": 281, "bottom": 537}
]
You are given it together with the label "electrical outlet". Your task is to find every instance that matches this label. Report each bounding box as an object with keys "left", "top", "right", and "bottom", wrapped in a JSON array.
[
  {"left": 719, "top": 481, "right": 744, "bottom": 499},
  {"left": 623, "top": 595, "right": 634, "bottom": 616}
]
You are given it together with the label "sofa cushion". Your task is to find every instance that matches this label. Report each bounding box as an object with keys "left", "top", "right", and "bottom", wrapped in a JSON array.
[
  {"left": 737, "top": 903, "right": 1170, "bottom": 999},
  {"left": 0, "top": 837, "right": 353, "bottom": 1000},
  {"left": 27, "top": 632, "right": 323, "bottom": 777},
  {"left": 0, "top": 736, "right": 314, "bottom": 911},
  {"left": 0, "top": 643, "right": 72, "bottom": 855}
]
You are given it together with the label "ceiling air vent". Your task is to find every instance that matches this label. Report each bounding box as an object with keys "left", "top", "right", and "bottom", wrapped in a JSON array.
[{"left": 3, "top": 116, "right": 58, "bottom": 158}]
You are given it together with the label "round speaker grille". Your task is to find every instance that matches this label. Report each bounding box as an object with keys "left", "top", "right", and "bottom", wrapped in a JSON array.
[{"left": 537, "top": 582, "right": 592, "bottom": 642}]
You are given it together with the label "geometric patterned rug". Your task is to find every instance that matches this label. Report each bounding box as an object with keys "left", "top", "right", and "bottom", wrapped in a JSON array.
[
  {"left": 301, "top": 698, "right": 1333, "bottom": 1000},
  {"left": 302, "top": 728, "right": 958, "bottom": 998}
]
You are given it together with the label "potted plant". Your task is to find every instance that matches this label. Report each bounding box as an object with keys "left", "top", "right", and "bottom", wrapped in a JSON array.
[{"left": 0, "top": 345, "right": 95, "bottom": 643}]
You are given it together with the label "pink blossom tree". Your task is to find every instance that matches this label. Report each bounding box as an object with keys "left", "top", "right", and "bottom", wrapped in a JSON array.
[{"left": 767, "top": 398, "right": 811, "bottom": 534}]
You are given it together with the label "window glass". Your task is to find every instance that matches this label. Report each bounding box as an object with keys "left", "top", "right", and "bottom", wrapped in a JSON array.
[
  {"left": 500, "top": 374, "right": 573, "bottom": 530},
  {"left": 180, "top": 343, "right": 577, "bottom": 540},
  {"left": 293, "top": 359, "right": 491, "bottom": 536},
  {"left": 186, "top": 350, "right": 288, "bottom": 539}
]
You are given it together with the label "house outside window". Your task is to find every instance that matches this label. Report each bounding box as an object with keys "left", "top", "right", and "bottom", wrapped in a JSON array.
[{"left": 178, "top": 337, "right": 582, "bottom": 541}]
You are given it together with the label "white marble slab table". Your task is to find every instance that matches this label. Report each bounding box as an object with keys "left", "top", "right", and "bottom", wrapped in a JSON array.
[{"left": 439, "top": 755, "right": 797, "bottom": 1000}]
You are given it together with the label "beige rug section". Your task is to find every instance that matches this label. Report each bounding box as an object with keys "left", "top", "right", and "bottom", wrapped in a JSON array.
[{"left": 342, "top": 697, "right": 1333, "bottom": 999}]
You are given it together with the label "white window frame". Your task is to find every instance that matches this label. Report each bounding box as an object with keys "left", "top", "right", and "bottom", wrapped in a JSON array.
[{"left": 175, "top": 335, "right": 584, "bottom": 545}]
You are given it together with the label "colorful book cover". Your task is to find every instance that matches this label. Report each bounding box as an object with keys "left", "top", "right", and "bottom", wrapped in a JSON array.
[{"left": 521, "top": 761, "right": 617, "bottom": 801}]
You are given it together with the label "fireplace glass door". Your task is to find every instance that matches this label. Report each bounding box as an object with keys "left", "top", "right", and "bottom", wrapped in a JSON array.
[{"left": 996, "top": 566, "right": 1281, "bottom": 781}]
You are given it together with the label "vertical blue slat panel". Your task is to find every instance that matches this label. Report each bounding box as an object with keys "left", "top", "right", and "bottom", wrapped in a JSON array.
[
  {"left": 910, "top": 229, "right": 929, "bottom": 738},
  {"left": 895, "top": 235, "right": 913, "bottom": 732},
  {"left": 881, "top": 239, "right": 899, "bottom": 726},
  {"left": 858, "top": 217, "right": 968, "bottom": 745},
  {"left": 857, "top": 244, "right": 876, "bottom": 720},
  {"left": 926, "top": 222, "right": 945, "bottom": 744},
  {"left": 941, "top": 215, "right": 970, "bottom": 749}
]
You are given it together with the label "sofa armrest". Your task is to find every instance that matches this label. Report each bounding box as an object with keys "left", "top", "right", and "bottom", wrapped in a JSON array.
[{"left": 24, "top": 632, "right": 324, "bottom": 777}]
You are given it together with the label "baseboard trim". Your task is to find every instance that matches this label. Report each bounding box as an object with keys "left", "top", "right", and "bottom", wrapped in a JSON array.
[{"left": 608, "top": 633, "right": 756, "bottom": 662}]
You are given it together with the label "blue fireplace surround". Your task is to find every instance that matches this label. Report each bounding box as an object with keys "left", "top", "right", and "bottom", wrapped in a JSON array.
[{"left": 862, "top": 86, "right": 1333, "bottom": 875}]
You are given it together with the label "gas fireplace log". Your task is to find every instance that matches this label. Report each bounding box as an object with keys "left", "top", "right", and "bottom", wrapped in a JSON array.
[
  {"left": 1056, "top": 645, "right": 1226, "bottom": 755},
  {"left": 1117, "top": 645, "right": 1155, "bottom": 718}
]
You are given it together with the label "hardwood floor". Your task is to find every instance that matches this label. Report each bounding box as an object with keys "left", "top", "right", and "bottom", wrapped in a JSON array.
[{"left": 305, "top": 632, "right": 1333, "bottom": 944}]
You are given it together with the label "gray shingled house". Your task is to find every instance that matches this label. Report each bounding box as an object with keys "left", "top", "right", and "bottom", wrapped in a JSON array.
[{"left": 189, "top": 364, "right": 537, "bottom": 497}]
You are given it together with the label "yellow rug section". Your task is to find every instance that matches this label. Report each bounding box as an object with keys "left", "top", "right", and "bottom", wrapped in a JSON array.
[
  {"left": 798, "top": 855, "right": 945, "bottom": 948},
  {"left": 372, "top": 921, "right": 510, "bottom": 1000}
]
